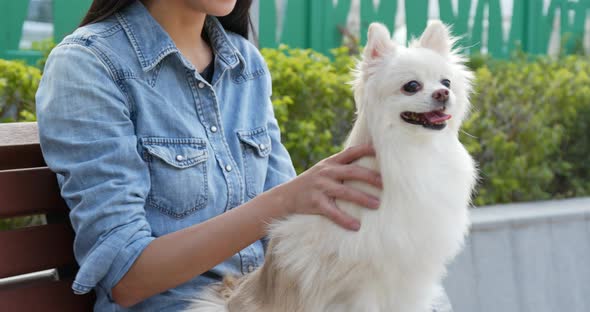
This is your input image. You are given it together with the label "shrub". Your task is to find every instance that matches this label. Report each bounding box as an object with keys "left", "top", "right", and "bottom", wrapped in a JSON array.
[
  {"left": 0, "top": 59, "right": 41, "bottom": 122},
  {"left": 463, "top": 55, "right": 590, "bottom": 205},
  {"left": 261, "top": 45, "right": 357, "bottom": 173},
  {"left": 0, "top": 216, "right": 45, "bottom": 231}
]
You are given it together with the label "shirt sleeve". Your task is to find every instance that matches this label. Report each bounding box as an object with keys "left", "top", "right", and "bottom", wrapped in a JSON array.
[
  {"left": 261, "top": 65, "right": 296, "bottom": 191},
  {"left": 36, "top": 42, "right": 155, "bottom": 296}
]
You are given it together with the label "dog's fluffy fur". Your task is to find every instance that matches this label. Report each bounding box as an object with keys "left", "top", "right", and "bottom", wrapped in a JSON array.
[{"left": 187, "top": 21, "right": 477, "bottom": 312}]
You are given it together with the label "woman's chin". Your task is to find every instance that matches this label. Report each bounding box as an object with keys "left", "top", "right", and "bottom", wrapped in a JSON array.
[{"left": 189, "top": 0, "right": 237, "bottom": 17}]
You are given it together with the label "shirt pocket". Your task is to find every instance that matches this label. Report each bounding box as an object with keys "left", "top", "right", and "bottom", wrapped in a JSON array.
[
  {"left": 140, "top": 137, "right": 209, "bottom": 218},
  {"left": 237, "top": 127, "right": 272, "bottom": 199}
]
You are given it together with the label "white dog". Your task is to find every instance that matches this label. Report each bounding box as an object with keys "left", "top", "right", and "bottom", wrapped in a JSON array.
[{"left": 187, "top": 21, "right": 477, "bottom": 312}]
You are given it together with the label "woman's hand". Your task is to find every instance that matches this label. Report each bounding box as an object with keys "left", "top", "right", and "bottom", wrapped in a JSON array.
[{"left": 277, "top": 144, "right": 382, "bottom": 231}]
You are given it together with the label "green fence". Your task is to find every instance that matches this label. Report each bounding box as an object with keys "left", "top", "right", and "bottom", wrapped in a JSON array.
[
  {"left": 0, "top": 0, "right": 91, "bottom": 64},
  {"left": 260, "top": 0, "right": 590, "bottom": 57},
  {"left": 2, "top": 0, "right": 588, "bottom": 64}
]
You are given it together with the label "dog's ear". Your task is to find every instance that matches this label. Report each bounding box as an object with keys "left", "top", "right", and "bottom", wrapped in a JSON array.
[
  {"left": 364, "top": 23, "right": 395, "bottom": 60},
  {"left": 418, "top": 21, "right": 453, "bottom": 56}
]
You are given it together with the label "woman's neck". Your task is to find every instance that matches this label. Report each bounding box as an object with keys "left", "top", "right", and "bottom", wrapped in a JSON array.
[{"left": 143, "top": 0, "right": 213, "bottom": 71}]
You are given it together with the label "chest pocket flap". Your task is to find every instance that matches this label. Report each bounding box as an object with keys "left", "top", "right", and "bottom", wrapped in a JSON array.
[
  {"left": 142, "top": 138, "right": 208, "bottom": 168},
  {"left": 237, "top": 127, "right": 272, "bottom": 157}
]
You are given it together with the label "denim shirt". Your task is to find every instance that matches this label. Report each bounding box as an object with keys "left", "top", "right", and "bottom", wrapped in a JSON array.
[{"left": 35, "top": 2, "right": 296, "bottom": 311}]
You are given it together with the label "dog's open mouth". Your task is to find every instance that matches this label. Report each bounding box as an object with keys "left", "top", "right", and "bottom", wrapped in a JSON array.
[{"left": 400, "top": 108, "right": 451, "bottom": 130}]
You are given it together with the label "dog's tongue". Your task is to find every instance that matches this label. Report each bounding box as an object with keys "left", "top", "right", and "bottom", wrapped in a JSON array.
[{"left": 424, "top": 111, "right": 452, "bottom": 123}]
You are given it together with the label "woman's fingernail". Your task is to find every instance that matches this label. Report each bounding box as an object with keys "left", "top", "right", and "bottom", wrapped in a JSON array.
[
  {"left": 370, "top": 197, "right": 381, "bottom": 208},
  {"left": 351, "top": 221, "right": 361, "bottom": 231}
]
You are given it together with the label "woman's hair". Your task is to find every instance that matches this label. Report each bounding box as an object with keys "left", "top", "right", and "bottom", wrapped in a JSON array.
[{"left": 79, "top": 0, "right": 253, "bottom": 39}]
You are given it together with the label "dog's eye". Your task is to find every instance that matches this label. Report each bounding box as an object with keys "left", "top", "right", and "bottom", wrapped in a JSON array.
[
  {"left": 402, "top": 81, "right": 422, "bottom": 94},
  {"left": 441, "top": 79, "right": 451, "bottom": 88}
]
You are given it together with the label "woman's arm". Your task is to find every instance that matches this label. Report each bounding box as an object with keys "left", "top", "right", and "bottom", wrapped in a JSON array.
[
  {"left": 112, "top": 144, "right": 382, "bottom": 307},
  {"left": 112, "top": 182, "right": 283, "bottom": 307}
]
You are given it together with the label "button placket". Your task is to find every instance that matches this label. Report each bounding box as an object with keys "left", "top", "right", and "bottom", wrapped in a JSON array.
[{"left": 192, "top": 75, "right": 244, "bottom": 210}]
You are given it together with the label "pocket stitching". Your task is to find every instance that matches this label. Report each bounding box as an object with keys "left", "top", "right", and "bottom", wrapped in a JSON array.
[
  {"left": 144, "top": 145, "right": 208, "bottom": 168},
  {"left": 237, "top": 128, "right": 272, "bottom": 158},
  {"left": 237, "top": 127, "right": 272, "bottom": 198},
  {"left": 142, "top": 138, "right": 209, "bottom": 218},
  {"left": 241, "top": 145, "right": 256, "bottom": 198}
]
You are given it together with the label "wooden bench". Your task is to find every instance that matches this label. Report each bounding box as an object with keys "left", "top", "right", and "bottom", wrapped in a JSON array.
[{"left": 0, "top": 122, "right": 95, "bottom": 311}]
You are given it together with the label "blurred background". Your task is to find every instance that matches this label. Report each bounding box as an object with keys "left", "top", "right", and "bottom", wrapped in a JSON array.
[{"left": 1, "top": 1, "right": 589, "bottom": 311}]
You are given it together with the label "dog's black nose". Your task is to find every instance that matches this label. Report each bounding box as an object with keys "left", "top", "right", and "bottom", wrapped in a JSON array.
[{"left": 432, "top": 89, "right": 449, "bottom": 103}]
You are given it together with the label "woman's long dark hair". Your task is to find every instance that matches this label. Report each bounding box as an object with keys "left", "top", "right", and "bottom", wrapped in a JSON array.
[{"left": 79, "top": 0, "right": 253, "bottom": 39}]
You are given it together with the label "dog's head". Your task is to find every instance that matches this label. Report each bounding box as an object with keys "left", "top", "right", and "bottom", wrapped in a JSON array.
[{"left": 353, "top": 21, "right": 473, "bottom": 137}]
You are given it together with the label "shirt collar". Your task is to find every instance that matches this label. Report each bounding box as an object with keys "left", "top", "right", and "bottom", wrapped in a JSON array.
[{"left": 116, "top": 1, "right": 244, "bottom": 72}]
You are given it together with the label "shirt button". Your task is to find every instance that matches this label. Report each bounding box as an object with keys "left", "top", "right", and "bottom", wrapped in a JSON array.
[
  {"left": 248, "top": 265, "right": 255, "bottom": 273},
  {"left": 198, "top": 82, "right": 205, "bottom": 89},
  {"left": 225, "top": 164, "right": 233, "bottom": 172},
  {"left": 259, "top": 143, "right": 266, "bottom": 150},
  {"left": 176, "top": 155, "right": 185, "bottom": 161},
  {"left": 210, "top": 125, "right": 218, "bottom": 133}
]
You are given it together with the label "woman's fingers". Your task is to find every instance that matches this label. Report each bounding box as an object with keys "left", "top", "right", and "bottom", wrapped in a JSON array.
[
  {"left": 325, "top": 182, "right": 380, "bottom": 209},
  {"left": 329, "top": 144, "right": 376, "bottom": 164},
  {"left": 283, "top": 144, "right": 382, "bottom": 231},
  {"left": 320, "top": 197, "right": 361, "bottom": 231},
  {"left": 322, "top": 164, "right": 382, "bottom": 188}
]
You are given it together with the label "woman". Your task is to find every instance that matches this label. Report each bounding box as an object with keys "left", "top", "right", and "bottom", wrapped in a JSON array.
[{"left": 36, "top": 0, "right": 382, "bottom": 310}]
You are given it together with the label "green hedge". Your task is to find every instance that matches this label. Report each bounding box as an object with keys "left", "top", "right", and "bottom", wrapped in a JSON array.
[
  {"left": 0, "top": 59, "right": 41, "bottom": 122},
  {"left": 464, "top": 55, "right": 590, "bottom": 205},
  {"left": 2, "top": 48, "right": 589, "bottom": 206},
  {"left": 263, "top": 47, "right": 590, "bottom": 206},
  {"left": 262, "top": 45, "right": 356, "bottom": 172}
]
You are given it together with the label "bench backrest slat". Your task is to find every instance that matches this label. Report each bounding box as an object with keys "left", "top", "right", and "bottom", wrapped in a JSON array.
[
  {"left": 0, "top": 277, "right": 95, "bottom": 311},
  {"left": 0, "top": 144, "right": 46, "bottom": 170},
  {"left": 0, "top": 223, "right": 76, "bottom": 278},
  {"left": 0, "top": 122, "right": 40, "bottom": 146},
  {"left": 0, "top": 122, "right": 45, "bottom": 170},
  {"left": 0, "top": 167, "right": 68, "bottom": 218}
]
